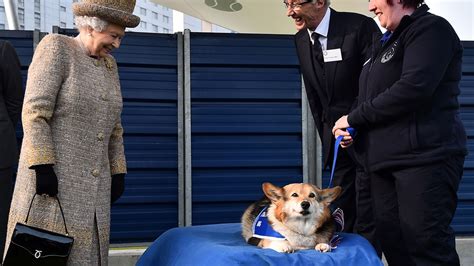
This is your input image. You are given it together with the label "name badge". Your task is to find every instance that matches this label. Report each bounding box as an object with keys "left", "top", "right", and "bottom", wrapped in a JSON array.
[{"left": 323, "top": 48, "right": 342, "bottom": 63}]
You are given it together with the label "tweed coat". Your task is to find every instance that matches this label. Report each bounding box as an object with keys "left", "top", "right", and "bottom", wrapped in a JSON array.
[{"left": 5, "top": 34, "right": 127, "bottom": 266}]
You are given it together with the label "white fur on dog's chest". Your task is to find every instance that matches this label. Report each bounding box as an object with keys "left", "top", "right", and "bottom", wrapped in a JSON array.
[
  {"left": 272, "top": 220, "right": 319, "bottom": 249},
  {"left": 287, "top": 233, "right": 318, "bottom": 249}
]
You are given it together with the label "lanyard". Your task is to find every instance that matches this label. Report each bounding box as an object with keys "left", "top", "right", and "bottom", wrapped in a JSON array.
[{"left": 328, "top": 127, "right": 355, "bottom": 188}]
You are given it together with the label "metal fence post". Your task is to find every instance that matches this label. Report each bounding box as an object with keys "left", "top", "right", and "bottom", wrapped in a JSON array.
[
  {"left": 183, "top": 29, "right": 192, "bottom": 226},
  {"left": 301, "top": 78, "right": 321, "bottom": 187}
]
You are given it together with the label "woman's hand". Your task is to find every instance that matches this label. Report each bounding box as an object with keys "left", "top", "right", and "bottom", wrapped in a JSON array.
[
  {"left": 111, "top": 174, "right": 125, "bottom": 204},
  {"left": 334, "top": 128, "right": 353, "bottom": 148},
  {"left": 34, "top": 164, "right": 58, "bottom": 197},
  {"left": 332, "top": 115, "right": 349, "bottom": 135},
  {"left": 332, "top": 115, "right": 353, "bottom": 148}
]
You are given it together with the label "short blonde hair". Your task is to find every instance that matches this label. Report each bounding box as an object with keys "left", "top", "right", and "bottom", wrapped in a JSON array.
[{"left": 74, "top": 16, "right": 108, "bottom": 32}]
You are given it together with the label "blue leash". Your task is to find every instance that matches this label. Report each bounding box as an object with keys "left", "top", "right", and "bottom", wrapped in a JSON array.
[{"left": 328, "top": 127, "right": 355, "bottom": 188}]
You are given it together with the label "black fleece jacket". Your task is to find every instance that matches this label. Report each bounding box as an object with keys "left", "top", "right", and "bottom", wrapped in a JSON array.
[{"left": 348, "top": 4, "right": 467, "bottom": 171}]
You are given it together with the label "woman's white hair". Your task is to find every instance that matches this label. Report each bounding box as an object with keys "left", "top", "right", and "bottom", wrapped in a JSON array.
[{"left": 74, "top": 16, "right": 108, "bottom": 32}]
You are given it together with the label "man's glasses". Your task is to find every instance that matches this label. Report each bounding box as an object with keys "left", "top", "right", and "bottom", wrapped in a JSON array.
[{"left": 284, "top": 0, "right": 312, "bottom": 10}]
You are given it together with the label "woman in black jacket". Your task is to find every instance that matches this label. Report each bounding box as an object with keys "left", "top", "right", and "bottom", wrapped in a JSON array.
[
  {"left": 332, "top": 0, "right": 467, "bottom": 265},
  {"left": 0, "top": 40, "right": 23, "bottom": 261}
]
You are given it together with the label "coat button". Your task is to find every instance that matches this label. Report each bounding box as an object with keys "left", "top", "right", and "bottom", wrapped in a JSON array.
[
  {"left": 91, "top": 169, "right": 100, "bottom": 177},
  {"left": 97, "top": 133, "right": 104, "bottom": 141}
]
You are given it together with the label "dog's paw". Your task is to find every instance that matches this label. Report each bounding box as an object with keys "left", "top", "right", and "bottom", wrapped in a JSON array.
[
  {"left": 267, "top": 240, "right": 294, "bottom": 253},
  {"left": 315, "top": 243, "right": 331, "bottom": 253}
]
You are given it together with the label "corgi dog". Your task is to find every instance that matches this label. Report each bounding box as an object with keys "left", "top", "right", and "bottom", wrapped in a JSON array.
[{"left": 241, "top": 182, "right": 342, "bottom": 253}]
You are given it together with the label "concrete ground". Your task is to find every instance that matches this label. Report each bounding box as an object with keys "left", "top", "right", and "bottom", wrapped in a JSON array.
[
  {"left": 457, "top": 237, "right": 474, "bottom": 266},
  {"left": 109, "top": 248, "right": 144, "bottom": 266},
  {"left": 108, "top": 237, "right": 474, "bottom": 266}
]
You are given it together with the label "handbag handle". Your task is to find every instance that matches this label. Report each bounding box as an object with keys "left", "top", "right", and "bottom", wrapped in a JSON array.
[{"left": 25, "top": 194, "right": 70, "bottom": 236}]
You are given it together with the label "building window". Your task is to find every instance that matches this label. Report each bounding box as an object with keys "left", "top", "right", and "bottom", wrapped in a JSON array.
[
  {"left": 0, "top": 24, "right": 5, "bottom": 30},
  {"left": 60, "top": 22, "right": 67, "bottom": 28},
  {"left": 35, "top": 12, "right": 41, "bottom": 29},
  {"left": 163, "top": 15, "right": 169, "bottom": 24},
  {"left": 20, "top": 25, "right": 24, "bottom": 30},
  {"left": 17, "top": 8, "right": 25, "bottom": 24},
  {"left": 140, "top": 21, "right": 147, "bottom": 29},
  {"left": 60, "top": 6, "right": 66, "bottom": 12},
  {"left": 140, "top": 7, "right": 147, "bottom": 16},
  {"left": 163, "top": 28, "right": 169, "bottom": 33},
  {"left": 152, "top": 11, "right": 158, "bottom": 20},
  {"left": 0, "top": 6, "right": 4, "bottom": 13},
  {"left": 152, "top": 24, "right": 158, "bottom": 32},
  {"left": 18, "top": 0, "right": 24, "bottom": 7},
  {"left": 163, "top": 6, "right": 169, "bottom": 11},
  {"left": 34, "top": 0, "right": 41, "bottom": 12}
]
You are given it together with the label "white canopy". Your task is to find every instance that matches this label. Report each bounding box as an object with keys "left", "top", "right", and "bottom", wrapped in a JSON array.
[{"left": 150, "top": 0, "right": 372, "bottom": 34}]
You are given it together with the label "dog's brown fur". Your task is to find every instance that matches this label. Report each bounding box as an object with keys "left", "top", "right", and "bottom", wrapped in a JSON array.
[{"left": 242, "top": 182, "right": 341, "bottom": 253}]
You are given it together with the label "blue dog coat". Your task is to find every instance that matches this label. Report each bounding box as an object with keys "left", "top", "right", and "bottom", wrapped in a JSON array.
[{"left": 252, "top": 207, "right": 286, "bottom": 240}]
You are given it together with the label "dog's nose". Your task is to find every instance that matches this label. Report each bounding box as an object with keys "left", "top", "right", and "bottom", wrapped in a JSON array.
[{"left": 301, "top": 201, "right": 310, "bottom": 210}]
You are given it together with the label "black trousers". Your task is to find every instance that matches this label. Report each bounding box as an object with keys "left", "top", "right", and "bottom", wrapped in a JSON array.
[
  {"left": 330, "top": 147, "right": 381, "bottom": 256},
  {"left": 371, "top": 156, "right": 464, "bottom": 266},
  {"left": 0, "top": 167, "right": 13, "bottom": 260}
]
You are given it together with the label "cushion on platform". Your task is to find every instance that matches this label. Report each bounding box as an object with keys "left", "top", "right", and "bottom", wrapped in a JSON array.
[{"left": 137, "top": 223, "right": 382, "bottom": 266}]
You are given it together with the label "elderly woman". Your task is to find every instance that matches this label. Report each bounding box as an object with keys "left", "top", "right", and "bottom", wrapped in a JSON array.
[
  {"left": 3, "top": 0, "right": 139, "bottom": 265},
  {"left": 332, "top": 0, "right": 466, "bottom": 265}
]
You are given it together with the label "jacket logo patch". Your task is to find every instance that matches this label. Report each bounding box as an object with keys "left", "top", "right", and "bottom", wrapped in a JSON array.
[{"left": 381, "top": 41, "right": 398, "bottom": 63}]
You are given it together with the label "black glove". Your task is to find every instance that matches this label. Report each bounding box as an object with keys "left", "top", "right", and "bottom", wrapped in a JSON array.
[
  {"left": 33, "top": 164, "right": 58, "bottom": 197},
  {"left": 111, "top": 174, "right": 125, "bottom": 204}
]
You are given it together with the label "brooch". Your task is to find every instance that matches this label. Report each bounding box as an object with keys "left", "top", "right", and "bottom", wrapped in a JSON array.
[
  {"left": 103, "top": 57, "right": 114, "bottom": 70},
  {"left": 93, "top": 57, "right": 115, "bottom": 71}
]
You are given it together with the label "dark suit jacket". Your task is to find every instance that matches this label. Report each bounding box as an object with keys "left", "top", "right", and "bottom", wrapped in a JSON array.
[
  {"left": 0, "top": 40, "right": 23, "bottom": 168},
  {"left": 295, "top": 9, "right": 380, "bottom": 167}
]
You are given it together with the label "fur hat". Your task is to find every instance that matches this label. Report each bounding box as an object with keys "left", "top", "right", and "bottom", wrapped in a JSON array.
[{"left": 72, "top": 0, "right": 140, "bottom": 28}]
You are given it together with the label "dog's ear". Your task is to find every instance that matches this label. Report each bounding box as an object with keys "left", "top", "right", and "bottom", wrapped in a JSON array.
[
  {"left": 319, "top": 186, "right": 342, "bottom": 205},
  {"left": 262, "top": 182, "right": 283, "bottom": 202}
]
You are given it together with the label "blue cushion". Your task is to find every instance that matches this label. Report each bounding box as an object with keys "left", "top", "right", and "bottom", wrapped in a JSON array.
[{"left": 137, "top": 223, "right": 383, "bottom": 266}]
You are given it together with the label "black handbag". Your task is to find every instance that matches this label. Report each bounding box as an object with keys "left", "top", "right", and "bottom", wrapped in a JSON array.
[{"left": 2, "top": 195, "right": 74, "bottom": 266}]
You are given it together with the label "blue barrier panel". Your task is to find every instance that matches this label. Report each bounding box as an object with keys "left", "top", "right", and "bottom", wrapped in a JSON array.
[
  {"left": 110, "top": 32, "right": 179, "bottom": 243},
  {"left": 189, "top": 32, "right": 303, "bottom": 225}
]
